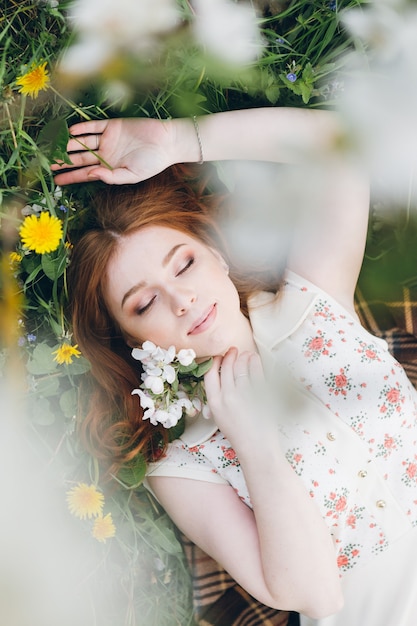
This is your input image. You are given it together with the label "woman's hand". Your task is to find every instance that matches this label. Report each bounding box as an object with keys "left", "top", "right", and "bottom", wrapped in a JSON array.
[
  {"left": 204, "top": 347, "right": 275, "bottom": 450},
  {"left": 201, "top": 346, "right": 342, "bottom": 616},
  {"left": 51, "top": 117, "right": 194, "bottom": 185}
]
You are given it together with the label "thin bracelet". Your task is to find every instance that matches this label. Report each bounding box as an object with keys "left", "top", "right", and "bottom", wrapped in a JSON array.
[{"left": 192, "top": 115, "right": 204, "bottom": 165}]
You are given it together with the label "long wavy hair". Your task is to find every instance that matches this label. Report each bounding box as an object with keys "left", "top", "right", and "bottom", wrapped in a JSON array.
[{"left": 68, "top": 164, "right": 282, "bottom": 477}]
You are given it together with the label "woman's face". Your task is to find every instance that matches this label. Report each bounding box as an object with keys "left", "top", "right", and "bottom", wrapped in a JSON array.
[{"left": 105, "top": 225, "right": 247, "bottom": 358}]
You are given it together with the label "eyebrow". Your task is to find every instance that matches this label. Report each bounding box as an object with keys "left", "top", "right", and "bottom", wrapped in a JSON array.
[{"left": 121, "top": 243, "right": 187, "bottom": 309}]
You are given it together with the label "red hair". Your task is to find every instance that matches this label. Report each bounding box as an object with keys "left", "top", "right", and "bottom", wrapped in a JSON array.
[{"left": 68, "top": 164, "right": 281, "bottom": 477}]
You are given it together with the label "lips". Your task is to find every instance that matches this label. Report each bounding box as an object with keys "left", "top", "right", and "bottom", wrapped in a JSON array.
[{"left": 188, "top": 303, "right": 217, "bottom": 335}]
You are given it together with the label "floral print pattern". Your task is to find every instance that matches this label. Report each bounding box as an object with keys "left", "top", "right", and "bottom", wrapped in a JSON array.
[
  {"left": 286, "top": 448, "right": 305, "bottom": 476},
  {"left": 218, "top": 445, "right": 240, "bottom": 469},
  {"left": 302, "top": 330, "right": 335, "bottom": 361},
  {"left": 336, "top": 543, "right": 362, "bottom": 572},
  {"left": 324, "top": 365, "right": 354, "bottom": 399},
  {"left": 148, "top": 272, "right": 417, "bottom": 576}
]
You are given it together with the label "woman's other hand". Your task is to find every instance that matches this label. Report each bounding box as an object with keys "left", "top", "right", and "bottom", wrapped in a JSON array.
[
  {"left": 204, "top": 348, "right": 276, "bottom": 451},
  {"left": 51, "top": 117, "right": 199, "bottom": 185}
]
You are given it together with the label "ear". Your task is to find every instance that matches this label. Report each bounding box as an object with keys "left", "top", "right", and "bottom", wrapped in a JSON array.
[{"left": 209, "top": 247, "right": 229, "bottom": 274}]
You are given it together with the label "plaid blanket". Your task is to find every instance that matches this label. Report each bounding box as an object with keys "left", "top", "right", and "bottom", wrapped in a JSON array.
[
  {"left": 355, "top": 286, "right": 417, "bottom": 387},
  {"left": 182, "top": 281, "right": 417, "bottom": 625}
]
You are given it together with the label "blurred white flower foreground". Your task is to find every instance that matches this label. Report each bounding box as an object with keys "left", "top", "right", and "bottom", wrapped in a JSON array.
[
  {"left": 59, "top": 0, "right": 264, "bottom": 76},
  {"left": 0, "top": 383, "right": 98, "bottom": 626},
  {"left": 192, "top": 0, "right": 264, "bottom": 65},
  {"left": 60, "top": 0, "right": 181, "bottom": 75},
  {"left": 340, "top": 0, "right": 417, "bottom": 205}
]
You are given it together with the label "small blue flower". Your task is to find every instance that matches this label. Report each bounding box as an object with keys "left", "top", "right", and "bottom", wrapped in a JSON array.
[
  {"left": 329, "top": 0, "right": 337, "bottom": 11},
  {"left": 286, "top": 72, "right": 297, "bottom": 83},
  {"left": 59, "top": 205, "right": 68, "bottom": 213},
  {"left": 18, "top": 336, "right": 26, "bottom": 347},
  {"left": 275, "top": 37, "right": 285, "bottom": 45},
  {"left": 27, "top": 333, "right": 37, "bottom": 343}
]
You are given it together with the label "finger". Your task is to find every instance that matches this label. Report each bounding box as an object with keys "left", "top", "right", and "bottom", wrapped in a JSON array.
[
  {"left": 67, "top": 134, "right": 100, "bottom": 153},
  {"left": 68, "top": 119, "right": 109, "bottom": 137},
  {"left": 53, "top": 164, "right": 141, "bottom": 186},
  {"left": 86, "top": 167, "right": 143, "bottom": 185},
  {"left": 233, "top": 351, "right": 252, "bottom": 385},
  {"left": 218, "top": 347, "right": 238, "bottom": 388},
  {"left": 52, "top": 150, "right": 100, "bottom": 170},
  {"left": 204, "top": 355, "right": 223, "bottom": 398},
  {"left": 248, "top": 352, "right": 264, "bottom": 383},
  {"left": 52, "top": 165, "right": 101, "bottom": 185}
]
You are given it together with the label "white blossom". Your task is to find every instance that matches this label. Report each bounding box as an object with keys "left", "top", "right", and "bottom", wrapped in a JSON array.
[
  {"left": 132, "top": 340, "right": 158, "bottom": 363},
  {"left": 192, "top": 0, "right": 264, "bottom": 66},
  {"left": 21, "top": 204, "right": 44, "bottom": 216},
  {"left": 59, "top": 0, "right": 180, "bottom": 75},
  {"left": 176, "top": 394, "right": 195, "bottom": 416},
  {"left": 153, "top": 406, "right": 179, "bottom": 428},
  {"left": 131, "top": 342, "right": 210, "bottom": 428},
  {"left": 177, "top": 348, "right": 196, "bottom": 366},
  {"left": 131, "top": 388, "right": 155, "bottom": 421},
  {"left": 143, "top": 374, "right": 165, "bottom": 395},
  {"left": 339, "top": 2, "right": 417, "bottom": 204},
  {"left": 202, "top": 404, "right": 212, "bottom": 419}
]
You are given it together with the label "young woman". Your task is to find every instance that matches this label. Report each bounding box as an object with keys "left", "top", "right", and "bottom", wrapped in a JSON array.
[{"left": 53, "top": 108, "right": 417, "bottom": 625}]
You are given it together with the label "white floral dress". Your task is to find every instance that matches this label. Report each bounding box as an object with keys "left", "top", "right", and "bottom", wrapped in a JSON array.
[{"left": 146, "top": 271, "right": 417, "bottom": 625}]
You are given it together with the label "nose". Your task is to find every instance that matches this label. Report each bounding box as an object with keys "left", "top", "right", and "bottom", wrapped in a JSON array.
[{"left": 171, "top": 287, "right": 197, "bottom": 316}]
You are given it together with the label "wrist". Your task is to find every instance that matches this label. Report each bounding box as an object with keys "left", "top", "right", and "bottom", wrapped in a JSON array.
[
  {"left": 231, "top": 428, "right": 283, "bottom": 465},
  {"left": 170, "top": 117, "right": 205, "bottom": 165}
]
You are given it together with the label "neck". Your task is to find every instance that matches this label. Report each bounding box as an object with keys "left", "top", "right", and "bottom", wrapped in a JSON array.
[{"left": 230, "top": 313, "right": 258, "bottom": 354}]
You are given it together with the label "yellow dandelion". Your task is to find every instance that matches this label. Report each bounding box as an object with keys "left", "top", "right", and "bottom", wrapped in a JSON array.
[
  {"left": 16, "top": 62, "right": 50, "bottom": 98},
  {"left": 66, "top": 483, "right": 104, "bottom": 520},
  {"left": 53, "top": 342, "right": 81, "bottom": 365},
  {"left": 9, "top": 251, "right": 23, "bottom": 267},
  {"left": 92, "top": 513, "right": 116, "bottom": 543},
  {"left": 19, "top": 212, "right": 63, "bottom": 255}
]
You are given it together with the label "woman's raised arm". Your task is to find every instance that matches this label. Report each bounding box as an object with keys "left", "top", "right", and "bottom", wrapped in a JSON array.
[
  {"left": 53, "top": 107, "right": 369, "bottom": 310},
  {"left": 52, "top": 107, "right": 340, "bottom": 185}
]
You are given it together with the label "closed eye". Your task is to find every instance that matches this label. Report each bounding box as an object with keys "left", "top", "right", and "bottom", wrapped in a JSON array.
[
  {"left": 176, "top": 257, "right": 194, "bottom": 276},
  {"left": 135, "top": 295, "right": 156, "bottom": 315}
]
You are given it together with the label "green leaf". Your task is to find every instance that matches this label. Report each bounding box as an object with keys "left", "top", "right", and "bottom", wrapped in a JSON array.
[
  {"left": 36, "top": 375, "right": 60, "bottom": 397},
  {"left": 30, "top": 396, "right": 56, "bottom": 425},
  {"left": 168, "top": 416, "right": 185, "bottom": 442},
  {"left": 178, "top": 357, "right": 212, "bottom": 377},
  {"left": 265, "top": 82, "right": 280, "bottom": 104},
  {"left": 300, "top": 81, "right": 313, "bottom": 104},
  {"left": 117, "top": 454, "right": 147, "bottom": 488},
  {"left": 26, "top": 343, "right": 59, "bottom": 375},
  {"left": 177, "top": 362, "right": 197, "bottom": 374},
  {"left": 65, "top": 356, "right": 91, "bottom": 375},
  {"left": 24, "top": 263, "right": 44, "bottom": 286},
  {"left": 59, "top": 387, "right": 78, "bottom": 417},
  {"left": 302, "top": 62, "right": 315, "bottom": 85},
  {"left": 141, "top": 515, "right": 183, "bottom": 554},
  {"left": 41, "top": 252, "right": 66, "bottom": 281},
  {"left": 193, "top": 358, "right": 213, "bottom": 377},
  {"left": 37, "top": 118, "right": 71, "bottom": 165}
]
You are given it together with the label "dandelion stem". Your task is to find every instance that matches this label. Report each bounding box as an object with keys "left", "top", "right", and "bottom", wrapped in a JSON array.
[
  {"left": 49, "top": 85, "right": 92, "bottom": 121},
  {"left": 71, "top": 137, "right": 113, "bottom": 170},
  {"left": 3, "top": 101, "right": 23, "bottom": 186},
  {"left": 3, "top": 102, "right": 18, "bottom": 150}
]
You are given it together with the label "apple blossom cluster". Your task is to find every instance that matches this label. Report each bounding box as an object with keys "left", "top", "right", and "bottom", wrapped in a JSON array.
[{"left": 131, "top": 341, "right": 211, "bottom": 429}]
